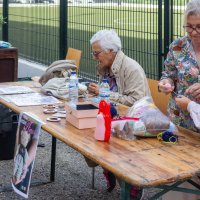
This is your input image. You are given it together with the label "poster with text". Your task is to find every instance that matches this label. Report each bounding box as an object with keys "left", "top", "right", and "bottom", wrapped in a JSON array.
[{"left": 11, "top": 112, "right": 43, "bottom": 198}]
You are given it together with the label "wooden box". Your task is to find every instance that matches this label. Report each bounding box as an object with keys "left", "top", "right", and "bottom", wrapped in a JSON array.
[
  {"left": 65, "top": 102, "right": 98, "bottom": 129},
  {"left": 0, "top": 47, "right": 18, "bottom": 82}
]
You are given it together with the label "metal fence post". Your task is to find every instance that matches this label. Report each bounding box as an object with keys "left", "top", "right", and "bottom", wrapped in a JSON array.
[
  {"left": 2, "top": 0, "right": 8, "bottom": 42},
  {"left": 158, "top": 0, "right": 163, "bottom": 79},
  {"left": 59, "top": 0, "right": 67, "bottom": 60},
  {"left": 164, "top": 0, "right": 173, "bottom": 59},
  {"left": 158, "top": 0, "right": 173, "bottom": 79}
]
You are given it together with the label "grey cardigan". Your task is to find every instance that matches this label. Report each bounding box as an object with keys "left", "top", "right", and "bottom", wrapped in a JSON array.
[{"left": 97, "top": 51, "right": 150, "bottom": 106}]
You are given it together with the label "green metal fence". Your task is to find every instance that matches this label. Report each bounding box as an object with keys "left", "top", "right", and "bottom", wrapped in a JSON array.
[
  {"left": 172, "top": 0, "right": 189, "bottom": 39},
  {"left": 0, "top": 0, "right": 189, "bottom": 81},
  {"left": 68, "top": 2, "right": 161, "bottom": 80}
]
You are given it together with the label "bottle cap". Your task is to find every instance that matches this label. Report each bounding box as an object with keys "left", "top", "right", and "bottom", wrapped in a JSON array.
[
  {"left": 71, "top": 71, "right": 76, "bottom": 75},
  {"left": 102, "top": 79, "right": 108, "bottom": 83}
]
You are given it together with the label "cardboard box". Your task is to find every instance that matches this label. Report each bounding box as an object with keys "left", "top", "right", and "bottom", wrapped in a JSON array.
[{"left": 65, "top": 102, "right": 98, "bottom": 129}]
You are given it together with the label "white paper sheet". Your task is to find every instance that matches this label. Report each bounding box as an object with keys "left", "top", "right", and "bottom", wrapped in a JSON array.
[
  {"left": 0, "top": 93, "right": 61, "bottom": 106},
  {"left": 0, "top": 86, "right": 35, "bottom": 95}
]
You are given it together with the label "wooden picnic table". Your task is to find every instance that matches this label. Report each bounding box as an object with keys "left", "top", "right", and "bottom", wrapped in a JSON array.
[{"left": 1, "top": 81, "right": 200, "bottom": 199}]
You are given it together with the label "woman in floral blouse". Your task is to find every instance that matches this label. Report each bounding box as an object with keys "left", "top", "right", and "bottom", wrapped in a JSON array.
[{"left": 158, "top": 0, "right": 200, "bottom": 133}]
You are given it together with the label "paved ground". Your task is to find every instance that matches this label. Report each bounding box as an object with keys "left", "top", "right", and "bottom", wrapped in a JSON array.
[{"left": 0, "top": 131, "right": 162, "bottom": 200}]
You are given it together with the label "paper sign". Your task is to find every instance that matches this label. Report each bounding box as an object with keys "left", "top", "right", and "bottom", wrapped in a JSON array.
[{"left": 11, "top": 112, "right": 44, "bottom": 198}]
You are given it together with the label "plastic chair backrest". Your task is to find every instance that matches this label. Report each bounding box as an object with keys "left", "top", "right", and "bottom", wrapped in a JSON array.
[
  {"left": 65, "top": 48, "right": 82, "bottom": 72},
  {"left": 147, "top": 78, "right": 170, "bottom": 115}
]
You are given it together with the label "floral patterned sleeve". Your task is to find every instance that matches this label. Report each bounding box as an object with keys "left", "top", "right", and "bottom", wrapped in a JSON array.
[{"left": 159, "top": 36, "right": 200, "bottom": 133}]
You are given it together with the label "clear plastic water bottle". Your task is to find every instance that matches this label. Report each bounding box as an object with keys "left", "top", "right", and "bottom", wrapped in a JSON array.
[
  {"left": 69, "top": 71, "right": 78, "bottom": 108},
  {"left": 99, "top": 79, "right": 110, "bottom": 102}
]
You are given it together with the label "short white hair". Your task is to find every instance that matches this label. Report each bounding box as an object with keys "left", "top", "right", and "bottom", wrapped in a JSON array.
[
  {"left": 90, "top": 29, "right": 122, "bottom": 52},
  {"left": 184, "top": 0, "right": 200, "bottom": 24}
]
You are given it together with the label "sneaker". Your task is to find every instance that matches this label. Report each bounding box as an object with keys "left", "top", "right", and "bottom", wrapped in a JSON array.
[
  {"left": 103, "top": 169, "right": 116, "bottom": 192},
  {"left": 130, "top": 186, "right": 144, "bottom": 200}
]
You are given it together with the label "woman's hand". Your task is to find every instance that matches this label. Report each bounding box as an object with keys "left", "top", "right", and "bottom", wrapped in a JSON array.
[
  {"left": 158, "top": 79, "right": 175, "bottom": 94},
  {"left": 88, "top": 83, "right": 99, "bottom": 95},
  {"left": 185, "top": 83, "right": 200, "bottom": 103},
  {"left": 175, "top": 96, "right": 191, "bottom": 111}
]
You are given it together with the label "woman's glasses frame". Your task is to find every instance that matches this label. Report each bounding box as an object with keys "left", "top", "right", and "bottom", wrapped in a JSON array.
[
  {"left": 91, "top": 50, "right": 104, "bottom": 58},
  {"left": 183, "top": 25, "right": 200, "bottom": 34}
]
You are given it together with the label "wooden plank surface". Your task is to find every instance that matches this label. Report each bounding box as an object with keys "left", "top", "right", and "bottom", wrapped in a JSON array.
[{"left": 1, "top": 81, "right": 200, "bottom": 188}]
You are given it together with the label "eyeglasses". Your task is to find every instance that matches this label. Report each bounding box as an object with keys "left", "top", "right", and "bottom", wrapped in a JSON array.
[
  {"left": 183, "top": 25, "right": 200, "bottom": 34},
  {"left": 91, "top": 50, "right": 104, "bottom": 58}
]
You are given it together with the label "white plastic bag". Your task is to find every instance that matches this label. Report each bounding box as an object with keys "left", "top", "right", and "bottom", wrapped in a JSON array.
[
  {"left": 111, "top": 117, "right": 146, "bottom": 140},
  {"left": 126, "top": 96, "right": 171, "bottom": 135}
]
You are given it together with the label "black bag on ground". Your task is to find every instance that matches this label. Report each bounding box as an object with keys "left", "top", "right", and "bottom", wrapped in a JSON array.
[{"left": 0, "top": 103, "right": 18, "bottom": 160}]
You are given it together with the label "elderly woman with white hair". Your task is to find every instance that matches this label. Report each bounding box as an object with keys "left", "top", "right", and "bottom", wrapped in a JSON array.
[
  {"left": 158, "top": 0, "right": 200, "bottom": 133},
  {"left": 88, "top": 29, "right": 150, "bottom": 107},
  {"left": 87, "top": 29, "right": 149, "bottom": 200}
]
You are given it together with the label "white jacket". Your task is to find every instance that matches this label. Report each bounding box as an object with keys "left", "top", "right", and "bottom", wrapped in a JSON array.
[
  {"left": 187, "top": 101, "right": 200, "bottom": 129},
  {"left": 97, "top": 51, "right": 150, "bottom": 106}
]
